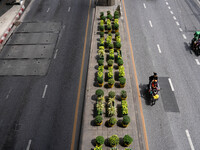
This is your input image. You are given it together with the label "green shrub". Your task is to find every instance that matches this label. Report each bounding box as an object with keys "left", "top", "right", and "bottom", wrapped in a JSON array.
[
  {"left": 116, "top": 36, "right": 121, "bottom": 43},
  {"left": 107, "top": 11, "right": 111, "bottom": 15},
  {"left": 114, "top": 23, "right": 119, "bottom": 30},
  {"left": 98, "top": 65, "right": 104, "bottom": 72},
  {"left": 100, "top": 32, "right": 104, "bottom": 37},
  {"left": 109, "top": 53, "right": 115, "bottom": 60},
  {"left": 108, "top": 106, "right": 116, "bottom": 116},
  {"left": 100, "top": 16, "right": 106, "bottom": 21},
  {"left": 99, "top": 25, "right": 105, "bottom": 31},
  {"left": 107, "top": 14, "right": 113, "bottom": 20},
  {"left": 96, "top": 101, "right": 104, "bottom": 115},
  {"left": 108, "top": 71, "right": 114, "bottom": 79},
  {"left": 95, "top": 115, "right": 103, "bottom": 124},
  {"left": 94, "top": 145, "right": 103, "bottom": 150},
  {"left": 108, "top": 32, "right": 112, "bottom": 37},
  {"left": 98, "top": 59, "right": 104, "bottom": 66},
  {"left": 107, "top": 59, "right": 114, "bottom": 66},
  {"left": 108, "top": 79, "right": 115, "bottom": 85},
  {"left": 119, "top": 69, "right": 125, "bottom": 77},
  {"left": 114, "top": 11, "right": 119, "bottom": 18},
  {"left": 122, "top": 115, "right": 130, "bottom": 125},
  {"left": 115, "top": 42, "right": 121, "bottom": 49},
  {"left": 109, "top": 135, "right": 119, "bottom": 146},
  {"left": 97, "top": 71, "right": 103, "bottom": 78},
  {"left": 100, "top": 12, "right": 104, "bottom": 17},
  {"left": 96, "top": 136, "right": 105, "bottom": 145},
  {"left": 118, "top": 58, "right": 123, "bottom": 66},
  {"left": 96, "top": 89, "right": 104, "bottom": 97},
  {"left": 123, "top": 135, "right": 133, "bottom": 145},
  {"left": 109, "top": 43, "right": 114, "bottom": 49},
  {"left": 119, "top": 77, "right": 126, "bottom": 85},
  {"left": 107, "top": 24, "right": 112, "bottom": 30},
  {"left": 122, "top": 100, "right": 128, "bottom": 115},
  {"left": 108, "top": 91, "right": 115, "bottom": 98},
  {"left": 115, "top": 32, "right": 120, "bottom": 37},
  {"left": 108, "top": 117, "right": 117, "bottom": 125},
  {"left": 121, "top": 90, "right": 127, "bottom": 98},
  {"left": 97, "top": 76, "right": 103, "bottom": 84}
]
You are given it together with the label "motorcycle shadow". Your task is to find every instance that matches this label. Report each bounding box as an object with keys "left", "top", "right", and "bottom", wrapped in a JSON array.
[{"left": 139, "top": 84, "right": 151, "bottom": 106}]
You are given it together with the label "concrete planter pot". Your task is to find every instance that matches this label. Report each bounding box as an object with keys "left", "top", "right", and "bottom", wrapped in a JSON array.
[{"left": 120, "top": 83, "right": 125, "bottom": 88}]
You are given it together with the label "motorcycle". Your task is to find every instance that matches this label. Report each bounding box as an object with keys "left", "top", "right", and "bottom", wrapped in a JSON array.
[{"left": 149, "top": 88, "right": 159, "bottom": 106}]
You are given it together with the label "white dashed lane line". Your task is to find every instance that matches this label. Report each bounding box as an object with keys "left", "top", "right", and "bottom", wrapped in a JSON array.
[
  {"left": 185, "top": 130, "right": 195, "bottom": 150},
  {"left": 168, "top": 78, "right": 175, "bottom": 91},
  {"left": 179, "top": 28, "right": 183, "bottom": 32},
  {"left": 54, "top": 49, "right": 59, "bottom": 59},
  {"left": 168, "top": 6, "right": 171, "bottom": 9},
  {"left": 195, "top": 59, "right": 200, "bottom": 65},
  {"left": 143, "top": 3, "right": 146, "bottom": 8},
  {"left": 42, "top": 85, "right": 48, "bottom": 98},
  {"left": 170, "top": 11, "right": 174, "bottom": 14},
  {"left": 182, "top": 34, "right": 187, "bottom": 39},
  {"left": 68, "top": 7, "right": 71, "bottom": 12},
  {"left": 176, "top": 21, "right": 180, "bottom": 26},
  {"left": 47, "top": 8, "right": 50, "bottom": 12},
  {"left": 166, "top": 2, "right": 169, "bottom": 5},
  {"left": 149, "top": 20, "right": 153, "bottom": 28},
  {"left": 157, "top": 44, "right": 162, "bottom": 53},
  {"left": 173, "top": 16, "right": 177, "bottom": 20},
  {"left": 26, "top": 140, "right": 32, "bottom": 150}
]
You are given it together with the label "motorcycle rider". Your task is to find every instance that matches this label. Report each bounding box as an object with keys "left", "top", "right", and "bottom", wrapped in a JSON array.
[{"left": 149, "top": 72, "right": 160, "bottom": 92}]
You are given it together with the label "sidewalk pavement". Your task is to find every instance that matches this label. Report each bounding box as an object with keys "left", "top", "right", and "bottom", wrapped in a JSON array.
[
  {"left": 0, "top": 1, "right": 25, "bottom": 49},
  {"left": 79, "top": 1, "right": 143, "bottom": 150}
]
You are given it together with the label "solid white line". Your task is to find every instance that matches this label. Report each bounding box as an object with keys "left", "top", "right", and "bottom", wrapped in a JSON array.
[
  {"left": 168, "top": 78, "right": 175, "bottom": 91},
  {"left": 157, "top": 44, "right": 162, "bottom": 53},
  {"left": 183, "top": 34, "right": 187, "bottom": 39},
  {"left": 47, "top": 8, "right": 50, "bottom": 12},
  {"left": 42, "top": 85, "right": 48, "bottom": 98},
  {"left": 5, "top": 89, "right": 12, "bottom": 99},
  {"left": 179, "top": 28, "right": 183, "bottom": 32},
  {"left": 143, "top": 3, "right": 146, "bottom": 8},
  {"left": 195, "top": 59, "right": 200, "bottom": 65},
  {"left": 176, "top": 21, "right": 180, "bottom": 26},
  {"left": 185, "top": 130, "right": 195, "bottom": 150},
  {"left": 53, "top": 49, "right": 59, "bottom": 59},
  {"left": 149, "top": 20, "right": 153, "bottom": 28},
  {"left": 26, "top": 140, "right": 32, "bottom": 150},
  {"left": 168, "top": 6, "right": 171, "bottom": 9},
  {"left": 68, "top": 7, "right": 71, "bottom": 12},
  {"left": 166, "top": 2, "right": 169, "bottom": 5},
  {"left": 173, "top": 16, "right": 177, "bottom": 20},
  {"left": 170, "top": 11, "right": 174, "bottom": 14}
]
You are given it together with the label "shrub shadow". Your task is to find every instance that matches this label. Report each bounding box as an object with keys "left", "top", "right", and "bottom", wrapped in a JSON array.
[
  {"left": 119, "top": 137, "right": 124, "bottom": 147},
  {"left": 117, "top": 120, "right": 123, "bottom": 127},
  {"left": 114, "top": 83, "right": 120, "bottom": 88},
  {"left": 117, "top": 104, "right": 122, "bottom": 117},
  {"left": 116, "top": 95, "right": 121, "bottom": 101},
  {"left": 93, "top": 103, "right": 97, "bottom": 118},
  {"left": 114, "top": 72, "right": 119, "bottom": 81},
  {"left": 91, "top": 94, "right": 97, "bottom": 101},
  {"left": 91, "top": 139, "right": 96, "bottom": 147},
  {"left": 105, "top": 138, "right": 110, "bottom": 147}
]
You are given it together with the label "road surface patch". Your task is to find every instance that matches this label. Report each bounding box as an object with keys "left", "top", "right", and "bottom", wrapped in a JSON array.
[{"left": 159, "top": 77, "right": 180, "bottom": 112}]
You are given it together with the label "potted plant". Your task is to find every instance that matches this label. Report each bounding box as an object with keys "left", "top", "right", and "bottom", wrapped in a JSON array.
[
  {"left": 98, "top": 59, "right": 104, "bottom": 66},
  {"left": 107, "top": 24, "right": 112, "bottom": 33},
  {"left": 109, "top": 135, "right": 119, "bottom": 147},
  {"left": 108, "top": 117, "right": 117, "bottom": 127},
  {"left": 100, "top": 32, "right": 104, "bottom": 38},
  {"left": 107, "top": 105, "right": 116, "bottom": 116},
  {"left": 108, "top": 78, "right": 115, "bottom": 88},
  {"left": 107, "top": 14, "right": 113, "bottom": 20},
  {"left": 121, "top": 90, "right": 127, "bottom": 100},
  {"left": 123, "top": 135, "right": 133, "bottom": 147},
  {"left": 98, "top": 65, "right": 104, "bottom": 72},
  {"left": 122, "top": 115, "right": 130, "bottom": 127},
  {"left": 114, "top": 11, "right": 119, "bottom": 19},
  {"left": 117, "top": 58, "right": 123, "bottom": 66},
  {"left": 116, "top": 36, "right": 121, "bottom": 43},
  {"left": 119, "top": 68, "right": 125, "bottom": 78},
  {"left": 107, "top": 59, "right": 114, "bottom": 67},
  {"left": 96, "top": 89, "right": 104, "bottom": 98},
  {"left": 96, "top": 136, "right": 105, "bottom": 146},
  {"left": 108, "top": 70, "right": 114, "bottom": 79},
  {"left": 119, "top": 77, "right": 126, "bottom": 88},
  {"left": 122, "top": 100, "right": 128, "bottom": 115},
  {"left": 94, "top": 145, "right": 103, "bottom": 150},
  {"left": 114, "top": 23, "right": 119, "bottom": 33},
  {"left": 115, "top": 32, "right": 120, "bottom": 40},
  {"left": 108, "top": 43, "right": 114, "bottom": 49},
  {"left": 115, "top": 42, "right": 121, "bottom": 50},
  {"left": 95, "top": 115, "right": 103, "bottom": 126},
  {"left": 96, "top": 101, "right": 104, "bottom": 115},
  {"left": 108, "top": 91, "right": 115, "bottom": 99},
  {"left": 97, "top": 76, "right": 103, "bottom": 87},
  {"left": 109, "top": 53, "right": 115, "bottom": 60},
  {"left": 98, "top": 49, "right": 105, "bottom": 60},
  {"left": 99, "top": 25, "right": 105, "bottom": 32}
]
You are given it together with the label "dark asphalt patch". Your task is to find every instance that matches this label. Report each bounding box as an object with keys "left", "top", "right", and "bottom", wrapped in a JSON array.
[{"left": 159, "top": 77, "right": 180, "bottom": 112}]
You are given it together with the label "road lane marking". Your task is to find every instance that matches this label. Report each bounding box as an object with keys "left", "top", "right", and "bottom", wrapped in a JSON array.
[
  {"left": 26, "top": 140, "right": 32, "bottom": 150},
  {"left": 176, "top": 21, "right": 180, "bottom": 26},
  {"left": 6, "top": 89, "right": 12, "bottom": 99},
  {"left": 53, "top": 49, "right": 59, "bottom": 59},
  {"left": 122, "top": 0, "right": 149, "bottom": 149},
  {"left": 157, "top": 44, "right": 162, "bottom": 53},
  {"left": 185, "top": 130, "right": 195, "bottom": 150},
  {"left": 197, "top": 0, "right": 200, "bottom": 5},
  {"left": 68, "top": 7, "right": 71, "bottom": 12},
  {"left": 170, "top": 11, "right": 174, "bottom": 14},
  {"left": 70, "top": 0, "right": 92, "bottom": 149},
  {"left": 143, "top": 3, "right": 146, "bottom": 8},
  {"left": 183, "top": 34, "right": 187, "bottom": 39},
  {"left": 168, "top": 6, "right": 171, "bottom": 9},
  {"left": 168, "top": 78, "right": 175, "bottom": 91},
  {"left": 149, "top": 20, "right": 153, "bottom": 28},
  {"left": 179, "top": 28, "right": 183, "bottom": 32},
  {"left": 42, "top": 85, "right": 48, "bottom": 98},
  {"left": 173, "top": 16, "right": 177, "bottom": 20},
  {"left": 166, "top": 2, "right": 169, "bottom": 5},
  {"left": 47, "top": 8, "right": 50, "bottom": 12},
  {"left": 195, "top": 59, "right": 200, "bottom": 65}
]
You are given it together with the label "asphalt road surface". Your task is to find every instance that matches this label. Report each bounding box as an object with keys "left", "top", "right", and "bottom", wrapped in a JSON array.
[
  {"left": 124, "top": 0, "right": 200, "bottom": 150},
  {"left": 0, "top": 0, "right": 94, "bottom": 149}
]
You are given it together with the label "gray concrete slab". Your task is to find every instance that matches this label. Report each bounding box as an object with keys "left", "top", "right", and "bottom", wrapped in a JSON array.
[
  {"left": 15, "top": 22, "right": 61, "bottom": 33},
  {"left": 0, "top": 59, "right": 50, "bottom": 75},
  {"left": 159, "top": 77, "right": 180, "bottom": 113},
  {"left": 7, "top": 33, "right": 58, "bottom": 45},
  {"left": 0, "top": 44, "right": 55, "bottom": 58}
]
